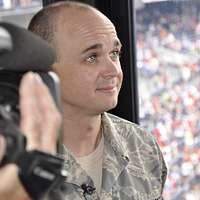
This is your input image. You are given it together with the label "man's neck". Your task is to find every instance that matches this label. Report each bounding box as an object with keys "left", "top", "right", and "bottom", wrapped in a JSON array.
[{"left": 62, "top": 109, "right": 102, "bottom": 157}]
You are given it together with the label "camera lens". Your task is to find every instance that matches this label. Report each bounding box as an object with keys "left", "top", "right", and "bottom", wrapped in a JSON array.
[{"left": 0, "top": 83, "right": 20, "bottom": 124}]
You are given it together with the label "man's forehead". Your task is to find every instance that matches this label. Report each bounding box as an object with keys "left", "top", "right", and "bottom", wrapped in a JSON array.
[
  {"left": 55, "top": 6, "right": 120, "bottom": 46},
  {"left": 57, "top": 6, "right": 113, "bottom": 29}
]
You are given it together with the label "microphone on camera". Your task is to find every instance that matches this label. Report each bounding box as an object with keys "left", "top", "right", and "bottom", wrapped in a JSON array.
[
  {"left": 0, "top": 22, "right": 55, "bottom": 72},
  {"left": 81, "top": 184, "right": 96, "bottom": 196}
]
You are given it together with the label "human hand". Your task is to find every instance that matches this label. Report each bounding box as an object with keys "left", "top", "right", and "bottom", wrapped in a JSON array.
[
  {"left": 0, "top": 72, "right": 62, "bottom": 200},
  {"left": 20, "top": 72, "right": 62, "bottom": 154}
]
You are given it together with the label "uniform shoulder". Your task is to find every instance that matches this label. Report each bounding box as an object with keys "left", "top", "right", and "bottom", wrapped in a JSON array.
[{"left": 106, "top": 112, "right": 154, "bottom": 142}]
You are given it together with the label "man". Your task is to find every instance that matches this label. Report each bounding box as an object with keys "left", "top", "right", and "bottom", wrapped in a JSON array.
[
  {"left": 0, "top": 72, "right": 61, "bottom": 200},
  {"left": 28, "top": 1, "right": 167, "bottom": 199}
]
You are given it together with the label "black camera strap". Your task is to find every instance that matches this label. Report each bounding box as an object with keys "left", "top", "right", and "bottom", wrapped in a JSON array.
[{"left": 17, "top": 150, "right": 67, "bottom": 200}]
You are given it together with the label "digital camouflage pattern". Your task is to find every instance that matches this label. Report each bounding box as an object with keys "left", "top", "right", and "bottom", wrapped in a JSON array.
[{"left": 49, "top": 113, "right": 167, "bottom": 200}]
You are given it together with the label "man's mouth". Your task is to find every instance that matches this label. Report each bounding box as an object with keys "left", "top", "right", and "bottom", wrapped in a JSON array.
[{"left": 96, "top": 85, "right": 117, "bottom": 93}]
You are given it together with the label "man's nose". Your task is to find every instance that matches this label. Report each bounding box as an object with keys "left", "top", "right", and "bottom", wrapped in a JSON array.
[{"left": 102, "top": 58, "right": 122, "bottom": 79}]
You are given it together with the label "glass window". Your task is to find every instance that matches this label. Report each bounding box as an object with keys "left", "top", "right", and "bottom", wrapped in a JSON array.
[
  {"left": 0, "top": 0, "right": 42, "bottom": 27},
  {"left": 136, "top": 0, "right": 200, "bottom": 199},
  {"left": 0, "top": 0, "right": 42, "bottom": 9}
]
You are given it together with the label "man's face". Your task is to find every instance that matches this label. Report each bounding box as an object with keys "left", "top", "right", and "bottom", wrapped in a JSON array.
[{"left": 53, "top": 9, "right": 123, "bottom": 115}]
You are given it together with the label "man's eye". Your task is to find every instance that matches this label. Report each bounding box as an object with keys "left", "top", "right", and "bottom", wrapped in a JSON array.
[
  {"left": 110, "top": 50, "right": 121, "bottom": 60},
  {"left": 85, "top": 54, "right": 97, "bottom": 64}
]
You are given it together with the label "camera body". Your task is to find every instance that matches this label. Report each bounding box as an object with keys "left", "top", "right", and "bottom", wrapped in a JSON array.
[
  {"left": 0, "top": 70, "right": 61, "bottom": 165},
  {"left": 0, "top": 70, "right": 66, "bottom": 200},
  {"left": 0, "top": 22, "right": 66, "bottom": 200}
]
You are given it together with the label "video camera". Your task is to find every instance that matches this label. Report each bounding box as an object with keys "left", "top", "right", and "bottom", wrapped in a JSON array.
[{"left": 0, "top": 23, "right": 66, "bottom": 200}]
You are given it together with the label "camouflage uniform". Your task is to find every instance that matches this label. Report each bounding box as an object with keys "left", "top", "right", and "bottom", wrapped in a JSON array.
[{"left": 50, "top": 113, "right": 167, "bottom": 200}]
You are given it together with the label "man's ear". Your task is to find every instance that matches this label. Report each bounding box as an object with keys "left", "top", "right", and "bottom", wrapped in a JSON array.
[{"left": 50, "top": 62, "right": 59, "bottom": 72}]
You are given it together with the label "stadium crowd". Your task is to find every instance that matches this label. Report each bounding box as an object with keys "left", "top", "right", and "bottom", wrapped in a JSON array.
[{"left": 136, "top": 1, "right": 200, "bottom": 200}]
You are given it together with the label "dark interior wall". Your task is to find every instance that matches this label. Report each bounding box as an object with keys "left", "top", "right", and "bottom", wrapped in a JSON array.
[{"left": 43, "top": 0, "right": 139, "bottom": 124}]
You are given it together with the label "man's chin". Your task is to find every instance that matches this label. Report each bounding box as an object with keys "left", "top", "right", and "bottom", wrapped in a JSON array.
[{"left": 101, "top": 101, "right": 118, "bottom": 113}]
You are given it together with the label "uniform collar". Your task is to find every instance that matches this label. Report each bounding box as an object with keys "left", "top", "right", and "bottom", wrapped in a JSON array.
[
  {"left": 60, "top": 112, "right": 130, "bottom": 193},
  {"left": 101, "top": 113, "right": 129, "bottom": 192}
]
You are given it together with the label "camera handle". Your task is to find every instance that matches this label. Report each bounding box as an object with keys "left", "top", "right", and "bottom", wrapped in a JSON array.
[
  {"left": 0, "top": 106, "right": 67, "bottom": 200},
  {"left": 18, "top": 150, "right": 67, "bottom": 200}
]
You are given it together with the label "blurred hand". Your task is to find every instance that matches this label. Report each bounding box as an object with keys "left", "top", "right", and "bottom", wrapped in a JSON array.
[
  {"left": 0, "top": 72, "right": 62, "bottom": 200},
  {"left": 20, "top": 72, "right": 61, "bottom": 154}
]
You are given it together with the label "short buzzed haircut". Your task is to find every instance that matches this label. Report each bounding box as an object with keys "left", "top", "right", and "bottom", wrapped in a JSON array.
[{"left": 28, "top": 1, "right": 95, "bottom": 56}]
